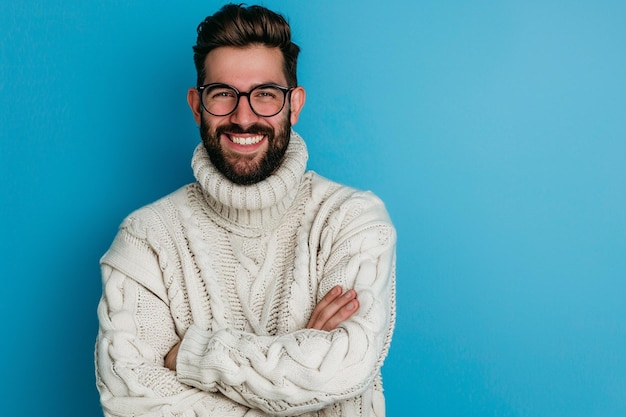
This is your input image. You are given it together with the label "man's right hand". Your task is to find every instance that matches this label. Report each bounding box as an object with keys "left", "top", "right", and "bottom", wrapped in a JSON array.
[{"left": 306, "top": 286, "right": 359, "bottom": 331}]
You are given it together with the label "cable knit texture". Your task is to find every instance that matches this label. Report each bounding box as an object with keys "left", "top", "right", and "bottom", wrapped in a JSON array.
[{"left": 96, "top": 131, "right": 396, "bottom": 417}]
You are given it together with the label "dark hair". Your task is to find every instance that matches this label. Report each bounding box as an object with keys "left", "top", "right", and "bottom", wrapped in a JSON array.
[{"left": 193, "top": 3, "right": 300, "bottom": 87}]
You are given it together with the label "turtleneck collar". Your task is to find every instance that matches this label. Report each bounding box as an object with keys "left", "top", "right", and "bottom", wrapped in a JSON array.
[{"left": 191, "top": 130, "right": 308, "bottom": 234}]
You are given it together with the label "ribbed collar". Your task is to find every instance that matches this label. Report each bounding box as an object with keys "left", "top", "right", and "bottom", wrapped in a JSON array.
[{"left": 191, "top": 130, "right": 308, "bottom": 234}]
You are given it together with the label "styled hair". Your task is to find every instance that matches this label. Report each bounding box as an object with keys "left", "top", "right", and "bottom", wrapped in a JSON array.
[{"left": 193, "top": 3, "right": 300, "bottom": 87}]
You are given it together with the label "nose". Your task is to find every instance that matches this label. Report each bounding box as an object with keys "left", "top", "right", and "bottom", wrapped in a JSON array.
[{"left": 229, "top": 95, "right": 258, "bottom": 127}]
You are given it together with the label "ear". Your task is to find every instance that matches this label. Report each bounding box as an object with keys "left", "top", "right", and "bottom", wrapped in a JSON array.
[
  {"left": 187, "top": 87, "right": 202, "bottom": 126},
  {"left": 289, "top": 86, "right": 306, "bottom": 125}
]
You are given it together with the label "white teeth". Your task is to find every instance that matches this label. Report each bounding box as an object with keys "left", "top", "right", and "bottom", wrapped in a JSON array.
[{"left": 230, "top": 135, "right": 263, "bottom": 145}]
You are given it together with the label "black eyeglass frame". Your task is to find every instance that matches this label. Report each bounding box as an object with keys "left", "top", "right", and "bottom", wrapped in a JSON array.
[{"left": 197, "top": 83, "right": 294, "bottom": 117}]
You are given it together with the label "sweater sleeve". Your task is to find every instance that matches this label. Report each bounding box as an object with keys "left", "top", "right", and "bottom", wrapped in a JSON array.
[
  {"left": 95, "top": 231, "right": 255, "bottom": 417},
  {"left": 175, "top": 190, "right": 396, "bottom": 416}
]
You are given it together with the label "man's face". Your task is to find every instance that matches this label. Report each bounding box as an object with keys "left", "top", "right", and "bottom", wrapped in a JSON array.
[{"left": 188, "top": 45, "right": 305, "bottom": 185}]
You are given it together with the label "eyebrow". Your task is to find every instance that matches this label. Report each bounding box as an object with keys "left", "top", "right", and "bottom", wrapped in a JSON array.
[{"left": 202, "top": 80, "right": 289, "bottom": 89}]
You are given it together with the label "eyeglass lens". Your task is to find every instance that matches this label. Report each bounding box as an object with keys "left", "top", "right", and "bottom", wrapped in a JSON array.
[{"left": 201, "top": 85, "right": 287, "bottom": 117}]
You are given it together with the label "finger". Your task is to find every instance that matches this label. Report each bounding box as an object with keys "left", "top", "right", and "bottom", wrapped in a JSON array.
[
  {"left": 307, "top": 288, "right": 358, "bottom": 330},
  {"left": 320, "top": 297, "right": 359, "bottom": 331},
  {"left": 317, "top": 285, "right": 343, "bottom": 310},
  {"left": 164, "top": 341, "right": 181, "bottom": 371},
  {"left": 307, "top": 286, "right": 343, "bottom": 328},
  {"left": 308, "top": 286, "right": 349, "bottom": 329}
]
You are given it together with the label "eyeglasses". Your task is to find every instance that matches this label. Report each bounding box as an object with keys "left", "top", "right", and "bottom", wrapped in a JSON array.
[{"left": 197, "top": 83, "right": 294, "bottom": 117}]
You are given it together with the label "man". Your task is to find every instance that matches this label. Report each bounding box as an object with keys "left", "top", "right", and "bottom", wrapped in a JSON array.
[{"left": 95, "top": 4, "right": 396, "bottom": 416}]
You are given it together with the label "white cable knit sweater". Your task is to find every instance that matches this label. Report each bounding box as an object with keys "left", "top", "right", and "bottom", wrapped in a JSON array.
[{"left": 96, "top": 132, "right": 396, "bottom": 417}]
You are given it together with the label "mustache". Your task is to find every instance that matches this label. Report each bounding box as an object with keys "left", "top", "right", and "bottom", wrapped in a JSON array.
[{"left": 215, "top": 123, "right": 274, "bottom": 137}]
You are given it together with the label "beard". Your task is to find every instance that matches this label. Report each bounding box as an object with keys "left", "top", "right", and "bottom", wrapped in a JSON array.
[{"left": 200, "top": 114, "right": 291, "bottom": 185}]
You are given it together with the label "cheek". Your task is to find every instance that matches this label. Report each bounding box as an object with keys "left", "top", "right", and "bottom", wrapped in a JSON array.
[
  {"left": 201, "top": 114, "right": 225, "bottom": 134},
  {"left": 200, "top": 115, "right": 216, "bottom": 140},
  {"left": 278, "top": 107, "right": 293, "bottom": 129}
]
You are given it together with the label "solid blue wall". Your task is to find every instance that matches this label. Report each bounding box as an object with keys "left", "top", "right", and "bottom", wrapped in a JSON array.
[{"left": 1, "top": 1, "right": 625, "bottom": 416}]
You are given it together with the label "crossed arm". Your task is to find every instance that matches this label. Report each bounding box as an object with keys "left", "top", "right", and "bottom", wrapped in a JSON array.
[
  {"left": 165, "top": 286, "right": 359, "bottom": 370},
  {"left": 96, "top": 268, "right": 373, "bottom": 416}
]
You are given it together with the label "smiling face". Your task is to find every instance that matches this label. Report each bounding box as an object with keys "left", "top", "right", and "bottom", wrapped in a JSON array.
[{"left": 188, "top": 45, "right": 305, "bottom": 185}]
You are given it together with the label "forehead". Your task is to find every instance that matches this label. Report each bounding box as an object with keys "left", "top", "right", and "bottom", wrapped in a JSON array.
[{"left": 203, "top": 45, "right": 286, "bottom": 88}]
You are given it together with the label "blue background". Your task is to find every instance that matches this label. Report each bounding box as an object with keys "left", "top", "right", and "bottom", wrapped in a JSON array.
[{"left": 1, "top": 1, "right": 625, "bottom": 416}]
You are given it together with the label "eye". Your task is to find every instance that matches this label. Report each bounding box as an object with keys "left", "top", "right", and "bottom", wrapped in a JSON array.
[
  {"left": 206, "top": 87, "right": 236, "bottom": 100},
  {"left": 253, "top": 87, "right": 280, "bottom": 100},
  {"left": 214, "top": 91, "right": 235, "bottom": 99}
]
